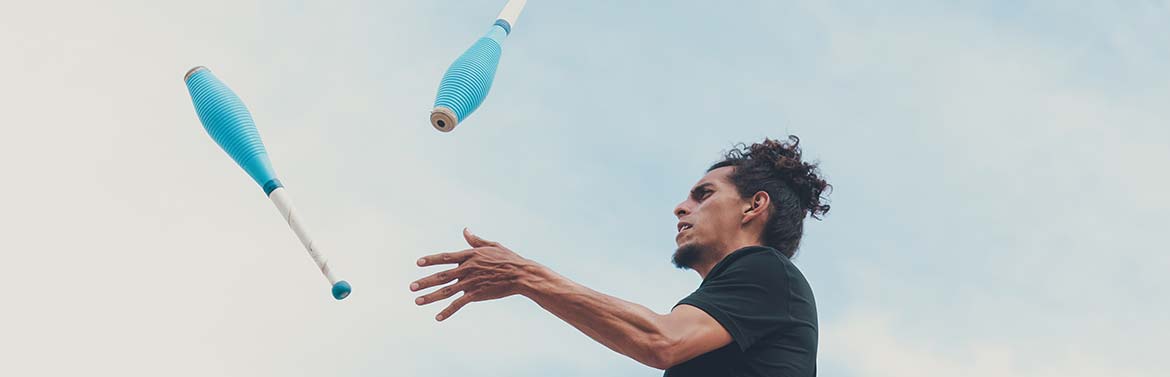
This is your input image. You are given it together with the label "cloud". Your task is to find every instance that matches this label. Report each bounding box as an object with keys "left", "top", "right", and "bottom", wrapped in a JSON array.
[
  {"left": 823, "top": 311, "right": 1161, "bottom": 377},
  {"left": 1, "top": 1, "right": 1166, "bottom": 376}
]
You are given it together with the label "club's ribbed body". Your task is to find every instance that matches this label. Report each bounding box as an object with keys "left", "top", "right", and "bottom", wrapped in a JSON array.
[
  {"left": 185, "top": 67, "right": 281, "bottom": 193},
  {"left": 432, "top": 25, "right": 508, "bottom": 132}
]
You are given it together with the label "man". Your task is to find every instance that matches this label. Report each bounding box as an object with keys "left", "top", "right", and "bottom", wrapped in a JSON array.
[{"left": 410, "top": 136, "right": 831, "bottom": 376}]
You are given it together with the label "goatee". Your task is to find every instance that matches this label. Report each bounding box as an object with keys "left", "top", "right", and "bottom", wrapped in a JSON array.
[{"left": 672, "top": 243, "right": 708, "bottom": 270}]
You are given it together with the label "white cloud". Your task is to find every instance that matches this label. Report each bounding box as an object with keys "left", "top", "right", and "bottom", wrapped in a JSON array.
[{"left": 823, "top": 311, "right": 1161, "bottom": 377}]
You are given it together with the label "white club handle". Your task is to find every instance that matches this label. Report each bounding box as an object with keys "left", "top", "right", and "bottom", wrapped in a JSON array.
[
  {"left": 496, "top": 0, "right": 528, "bottom": 29},
  {"left": 268, "top": 187, "right": 339, "bottom": 285}
]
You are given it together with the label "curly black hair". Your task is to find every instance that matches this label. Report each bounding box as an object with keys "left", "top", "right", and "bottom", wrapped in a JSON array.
[{"left": 709, "top": 136, "right": 831, "bottom": 257}]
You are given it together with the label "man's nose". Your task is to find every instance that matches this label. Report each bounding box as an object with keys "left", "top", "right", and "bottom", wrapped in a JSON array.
[{"left": 674, "top": 201, "right": 690, "bottom": 219}]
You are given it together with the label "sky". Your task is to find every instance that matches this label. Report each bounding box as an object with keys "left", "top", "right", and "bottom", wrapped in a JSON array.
[{"left": 1, "top": 0, "right": 1168, "bottom": 376}]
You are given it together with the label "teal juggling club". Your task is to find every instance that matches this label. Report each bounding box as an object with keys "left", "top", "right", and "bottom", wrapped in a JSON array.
[
  {"left": 184, "top": 66, "right": 351, "bottom": 300},
  {"left": 430, "top": 0, "right": 529, "bottom": 132}
]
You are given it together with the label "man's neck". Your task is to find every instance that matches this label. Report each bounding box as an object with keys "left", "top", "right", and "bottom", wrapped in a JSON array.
[{"left": 694, "top": 240, "right": 764, "bottom": 279}]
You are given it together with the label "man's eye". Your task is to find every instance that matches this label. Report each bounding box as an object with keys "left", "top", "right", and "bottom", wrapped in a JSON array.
[{"left": 698, "top": 190, "right": 712, "bottom": 201}]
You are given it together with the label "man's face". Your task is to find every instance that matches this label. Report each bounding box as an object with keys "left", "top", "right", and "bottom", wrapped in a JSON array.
[{"left": 672, "top": 166, "right": 747, "bottom": 269}]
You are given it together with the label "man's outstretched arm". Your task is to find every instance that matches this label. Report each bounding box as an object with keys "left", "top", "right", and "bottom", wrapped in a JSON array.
[{"left": 411, "top": 229, "right": 731, "bottom": 370}]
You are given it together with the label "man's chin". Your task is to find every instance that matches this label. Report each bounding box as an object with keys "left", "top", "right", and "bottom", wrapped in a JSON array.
[{"left": 672, "top": 242, "right": 706, "bottom": 270}]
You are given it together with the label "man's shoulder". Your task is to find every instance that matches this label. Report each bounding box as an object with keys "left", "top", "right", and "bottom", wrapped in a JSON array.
[{"left": 692, "top": 248, "right": 791, "bottom": 299}]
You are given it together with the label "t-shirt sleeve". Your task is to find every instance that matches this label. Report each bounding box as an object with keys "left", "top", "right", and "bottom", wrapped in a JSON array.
[{"left": 676, "top": 252, "right": 791, "bottom": 351}]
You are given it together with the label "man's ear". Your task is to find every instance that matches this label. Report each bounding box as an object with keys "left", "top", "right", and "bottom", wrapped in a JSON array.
[{"left": 742, "top": 191, "right": 771, "bottom": 224}]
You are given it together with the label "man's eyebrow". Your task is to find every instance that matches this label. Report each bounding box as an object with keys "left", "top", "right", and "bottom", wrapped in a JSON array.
[{"left": 690, "top": 183, "right": 714, "bottom": 196}]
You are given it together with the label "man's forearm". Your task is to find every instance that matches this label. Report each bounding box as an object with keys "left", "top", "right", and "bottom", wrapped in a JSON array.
[
  {"left": 412, "top": 231, "right": 726, "bottom": 367},
  {"left": 518, "top": 263, "right": 680, "bottom": 369}
]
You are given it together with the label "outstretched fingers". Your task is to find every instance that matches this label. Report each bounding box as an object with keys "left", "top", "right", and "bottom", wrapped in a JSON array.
[
  {"left": 414, "top": 279, "right": 474, "bottom": 306},
  {"left": 417, "top": 249, "right": 475, "bottom": 267},
  {"left": 410, "top": 266, "right": 464, "bottom": 292},
  {"left": 436, "top": 294, "right": 475, "bottom": 321}
]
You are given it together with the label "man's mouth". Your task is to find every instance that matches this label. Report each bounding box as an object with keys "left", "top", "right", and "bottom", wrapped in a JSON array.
[{"left": 677, "top": 222, "right": 693, "bottom": 233}]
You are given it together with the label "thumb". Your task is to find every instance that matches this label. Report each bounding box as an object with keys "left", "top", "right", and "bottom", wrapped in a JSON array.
[{"left": 463, "top": 227, "right": 494, "bottom": 247}]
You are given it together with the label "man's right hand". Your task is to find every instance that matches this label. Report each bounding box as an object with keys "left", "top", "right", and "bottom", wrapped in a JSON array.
[{"left": 410, "top": 228, "right": 543, "bottom": 321}]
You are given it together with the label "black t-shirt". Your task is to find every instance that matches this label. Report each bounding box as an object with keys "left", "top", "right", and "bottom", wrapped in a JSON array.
[{"left": 664, "top": 246, "right": 818, "bottom": 377}]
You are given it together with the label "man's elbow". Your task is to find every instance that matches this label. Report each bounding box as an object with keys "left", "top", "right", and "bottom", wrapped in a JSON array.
[
  {"left": 638, "top": 337, "right": 686, "bottom": 370},
  {"left": 642, "top": 353, "right": 677, "bottom": 370}
]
